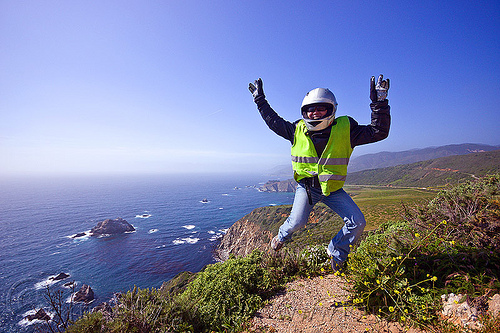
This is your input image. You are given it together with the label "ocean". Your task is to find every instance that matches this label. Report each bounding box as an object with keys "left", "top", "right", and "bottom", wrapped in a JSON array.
[{"left": 0, "top": 174, "right": 295, "bottom": 332}]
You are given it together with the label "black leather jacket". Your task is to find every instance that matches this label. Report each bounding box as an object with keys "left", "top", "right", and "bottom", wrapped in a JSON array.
[
  {"left": 255, "top": 95, "right": 390, "bottom": 154},
  {"left": 254, "top": 95, "right": 391, "bottom": 189}
]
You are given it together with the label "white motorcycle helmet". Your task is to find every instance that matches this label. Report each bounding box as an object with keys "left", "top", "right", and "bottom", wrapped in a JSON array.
[{"left": 301, "top": 88, "right": 338, "bottom": 131}]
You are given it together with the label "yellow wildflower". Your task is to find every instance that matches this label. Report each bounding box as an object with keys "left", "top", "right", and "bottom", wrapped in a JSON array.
[{"left": 389, "top": 306, "right": 395, "bottom": 312}]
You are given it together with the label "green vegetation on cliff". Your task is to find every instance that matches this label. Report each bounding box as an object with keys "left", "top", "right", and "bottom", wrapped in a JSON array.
[{"left": 348, "top": 174, "right": 500, "bottom": 330}]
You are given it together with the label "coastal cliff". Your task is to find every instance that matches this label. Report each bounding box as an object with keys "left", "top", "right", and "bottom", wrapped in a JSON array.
[
  {"left": 215, "top": 203, "right": 344, "bottom": 260},
  {"left": 215, "top": 216, "right": 273, "bottom": 261},
  {"left": 259, "top": 179, "right": 297, "bottom": 192}
]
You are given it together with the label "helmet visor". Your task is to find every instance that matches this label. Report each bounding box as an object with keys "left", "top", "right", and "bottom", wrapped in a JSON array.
[{"left": 302, "top": 103, "right": 333, "bottom": 119}]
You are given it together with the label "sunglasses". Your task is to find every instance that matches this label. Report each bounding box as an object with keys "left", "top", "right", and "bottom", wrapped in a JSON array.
[{"left": 306, "top": 106, "right": 328, "bottom": 113}]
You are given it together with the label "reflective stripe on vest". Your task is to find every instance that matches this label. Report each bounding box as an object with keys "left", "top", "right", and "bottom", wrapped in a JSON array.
[{"left": 291, "top": 116, "right": 353, "bottom": 196}]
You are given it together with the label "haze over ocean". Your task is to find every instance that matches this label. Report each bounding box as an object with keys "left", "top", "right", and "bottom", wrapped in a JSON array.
[{"left": 0, "top": 174, "right": 294, "bottom": 332}]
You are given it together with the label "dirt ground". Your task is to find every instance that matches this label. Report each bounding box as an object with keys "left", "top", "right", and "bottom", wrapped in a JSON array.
[{"left": 245, "top": 274, "right": 427, "bottom": 333}]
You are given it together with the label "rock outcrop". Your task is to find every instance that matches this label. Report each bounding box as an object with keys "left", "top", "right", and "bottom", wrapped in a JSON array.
[
  {"left": 25, "top": 308, "right": 51, "bottom": 322},
  {"left": 50, "top": 272, "right": 70, "bottom": 281},
  {"left": 215, "top": 216, "right": 273, "bottom": 261},
  {"left": 441, "top": 292, "right": 500, "bottom": 330},
  {"left": 74, "top": 284, "right": 95, "bottom": 303},
  {"left": 90, "top": 218, "right": 135, "bottom": 236},
  {"left": 259, "top": 179, "right": 297, "bottom": 193},
  {"left": 92, "top": 302, "right": 113, "bottom": 320},
  {"left": 488, "top": 294, "right": 500, "bottom": 317}
]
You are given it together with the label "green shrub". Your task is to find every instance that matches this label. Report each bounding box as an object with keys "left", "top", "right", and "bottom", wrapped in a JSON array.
[
  {"left": 66, "top": 312, "right": 105, "bottom": 333},
  {"left": 180, "top": 251, "right": 273, "bottom": 332},
  {"left": 106, "top": 286, "right": 193, "bottom": 333},
  {"left": 347, "top": 175, "right": 500, "bottom": 330}
]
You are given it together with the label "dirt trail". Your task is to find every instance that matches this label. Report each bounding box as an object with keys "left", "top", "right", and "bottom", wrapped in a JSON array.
[{"left": 246, "top": 274, "right": 427, "bottom": 333}]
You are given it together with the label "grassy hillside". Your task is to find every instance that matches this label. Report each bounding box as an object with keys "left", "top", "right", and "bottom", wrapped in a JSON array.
[
  {"left": 346, "top": 149, "right": 500, "bottom": 187},
  {"left": 346, "top": 186, "right": 436, "bottom": 230}
]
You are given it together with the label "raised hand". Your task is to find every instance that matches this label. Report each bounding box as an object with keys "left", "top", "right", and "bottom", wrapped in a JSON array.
[
  {"left": 370, "top": 74, "right": 390, "bottom": 102},
  {"left": 248, "top": 78, "right": 265, "bottom": 99}
]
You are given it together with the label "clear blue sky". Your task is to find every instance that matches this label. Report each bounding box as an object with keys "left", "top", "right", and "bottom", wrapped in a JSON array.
[{"left": 1, "top": 1, "right": 499, "bottom": 176}]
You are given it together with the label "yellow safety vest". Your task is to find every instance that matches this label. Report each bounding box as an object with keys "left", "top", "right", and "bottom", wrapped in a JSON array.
[{"left": 291, "top": 116, "right": 353, "bottom": 196}]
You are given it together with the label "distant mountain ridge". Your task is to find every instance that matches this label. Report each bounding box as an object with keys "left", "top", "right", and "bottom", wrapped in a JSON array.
[
  {"left": 345, "top": 149, "right": 500, "bottom": 187},
  {"left": 348, "top": 143, "right": 500, "bottom": 172}
]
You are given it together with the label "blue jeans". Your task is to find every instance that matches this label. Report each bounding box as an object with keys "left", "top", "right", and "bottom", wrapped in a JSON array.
[{"left": 277, "top": 183, "right": 366, "bottom": 264}]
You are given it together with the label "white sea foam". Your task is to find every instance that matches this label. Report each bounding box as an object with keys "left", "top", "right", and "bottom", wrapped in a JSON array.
[
  {"left": 34, "top": 277, "right": 57, "bottom": 290},
  {"left": 219, "top": 207, "right": 224, "bottom": 210},
  {"left": 173, "top": 237, "right": 200, "bottom": 245},
  {"left": 209, "top": 233, "right": 223, "bottom": 241},
  {"left": 148, "top": 229, "right": 159, "bottom": 234},
  {"left": 207, "top": 230, "right": 216, "bottom": 234},
  {"left": 34, "top": 272, "right": 71, "bottom": 290},
  {"left": 156, "top": 244, "right": 166, "bottom": 249},
  {"left": 184, "top": 237, "right": 200, "bottom": 244},
  {"left": 182, "top": 225, "right": 195, "bottom": 230}
]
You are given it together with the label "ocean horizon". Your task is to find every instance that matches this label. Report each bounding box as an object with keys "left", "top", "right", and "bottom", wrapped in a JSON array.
[{"left": 0, "top": 174, "right": 295, "bottom": 332}]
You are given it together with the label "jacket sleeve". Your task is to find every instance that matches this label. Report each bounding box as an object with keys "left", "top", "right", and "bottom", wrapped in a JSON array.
[
  {"left": 254, "top": 95, "right": 296, "bottom": 144},
  {"left": 349, "top": 100, "right": 391, "bottom": 148}
]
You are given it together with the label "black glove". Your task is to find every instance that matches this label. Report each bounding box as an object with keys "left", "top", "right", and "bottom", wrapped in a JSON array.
[
  {"left": 370, "top": 74, "right": 390, "bottom": 102},
  {"left": 248, "top": 78, "right": 265, "bottom": 100}
]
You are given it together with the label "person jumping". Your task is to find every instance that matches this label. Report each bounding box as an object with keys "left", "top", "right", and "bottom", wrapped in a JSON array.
[{"left": 248, "top": 75, "right": 391, "bottom": 271}]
